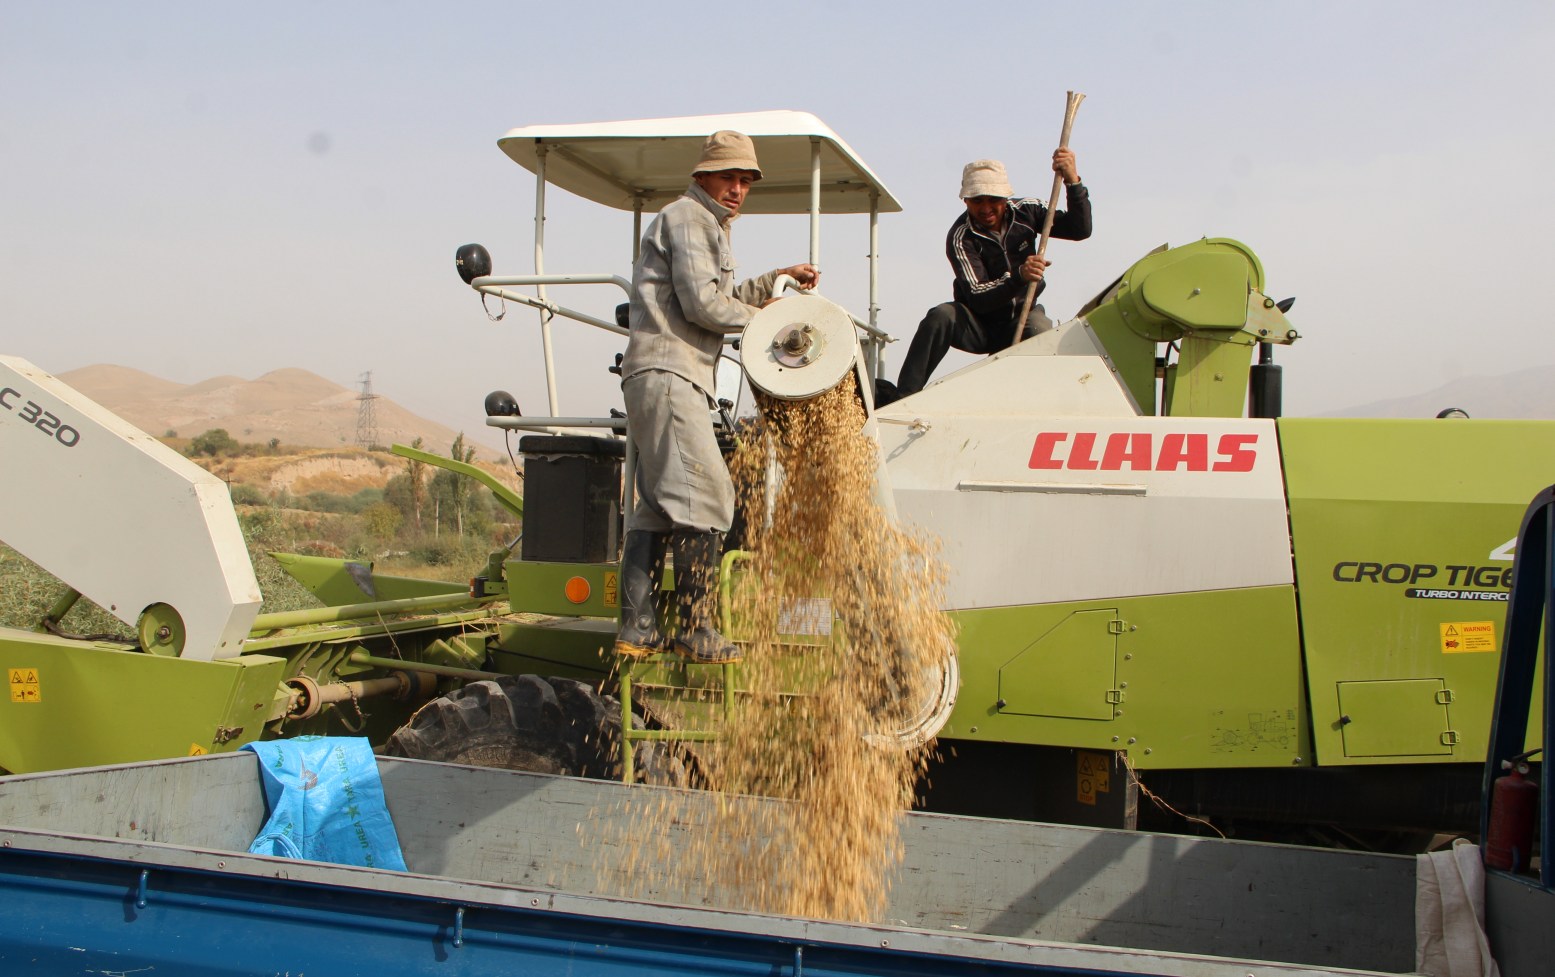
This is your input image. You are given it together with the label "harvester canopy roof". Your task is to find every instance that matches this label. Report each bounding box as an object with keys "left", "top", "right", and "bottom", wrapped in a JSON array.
[{"left": 497, "top": 111, "right": 902, "bottom": 215}]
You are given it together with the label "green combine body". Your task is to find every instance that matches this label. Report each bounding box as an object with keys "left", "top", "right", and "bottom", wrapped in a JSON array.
[{"left": 1285, "top": 418, "right": 1550, "bottom": 769}]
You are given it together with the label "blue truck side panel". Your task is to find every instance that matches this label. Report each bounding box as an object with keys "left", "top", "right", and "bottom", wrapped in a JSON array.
[{"left": 1, "top": 847, "right": 1096, "bottom": 977}]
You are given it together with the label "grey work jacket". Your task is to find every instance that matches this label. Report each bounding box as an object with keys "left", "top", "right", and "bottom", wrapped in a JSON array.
[{"left": 622, "top": 181, "right": 779, "bottom": 397}]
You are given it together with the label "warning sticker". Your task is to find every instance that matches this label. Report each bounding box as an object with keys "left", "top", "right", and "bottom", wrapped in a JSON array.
[
  {"left": 188, "top": 744, "right": 208, "bottom": 757},
  {"left": 1441, "top": 621, "right": 1497, "bottom": 654},
  {"left": 1076, "top": 750, "right": 1112, "bottom": 807},
  {"left": 9, "top": 668, "right": 41, "bottom": 703},
  {"left": 602, "top": 571, "right": 620, "bottom": 608}
]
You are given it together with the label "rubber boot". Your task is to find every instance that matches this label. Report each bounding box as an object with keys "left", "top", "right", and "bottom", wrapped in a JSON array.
[
  {"left": 671, "top": 531, "right": 741, "bottom": 664},
  {"left": 614, "top": 530, "right": 668, "bottom": 659}
]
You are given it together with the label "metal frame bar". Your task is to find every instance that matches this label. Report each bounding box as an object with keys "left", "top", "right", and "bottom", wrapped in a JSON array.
[
  {"left": 474, "top": 275, "right": 633, "bottom": 337},
  {"left": 477, "top": 288, "right": 626, "bottom": 337},
  {"left": 808, "top": 137, "right": 822, "bottom": 266},
  {"left": 250, "top": 592, "right": 496, "bottom": 632},
  {"left": 632, "top": 199, "right": 644, "bottom": 261},
  {"left": 481, "top": 274, "right": 632, "bottom": 289},
  {"left": 1481, "top": 484, "right": 1554, "bottom": 890},
  {"left": 533, "top": 144, "right": 559, "bottom": 415},
  {"left": 867, "top": 190, "right": 882, "bottom": 379},
  {"left": 242, "top": 607, "right": 499, "bottom": 653},
  {"left": 486, "top": 417, "right": 626, "bottom": 433},
  {"left": 620, "top": 659, "right": 738, "bottom": 784}
]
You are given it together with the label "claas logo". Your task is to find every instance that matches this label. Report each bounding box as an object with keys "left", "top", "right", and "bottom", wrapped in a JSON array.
[{"left": 1030, "top": 432, "right": 1258, "bottom": 472}]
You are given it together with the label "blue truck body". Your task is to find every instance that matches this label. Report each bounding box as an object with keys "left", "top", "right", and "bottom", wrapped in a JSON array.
[{"left": 0, "top": 751, "right": 1418, "bottom": 977}]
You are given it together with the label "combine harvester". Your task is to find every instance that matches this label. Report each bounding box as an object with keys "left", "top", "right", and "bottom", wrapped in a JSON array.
[
  {"left": 428, "top": 110, "right": 1553, "bottom": 845},
  {"left": 0, "top": 110, "right": 1552, "bottom": 972}
]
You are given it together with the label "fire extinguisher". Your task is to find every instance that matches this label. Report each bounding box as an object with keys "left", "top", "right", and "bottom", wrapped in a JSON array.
[{"left": 1485, "top": 749, "right": 1541, "bottom": 872}]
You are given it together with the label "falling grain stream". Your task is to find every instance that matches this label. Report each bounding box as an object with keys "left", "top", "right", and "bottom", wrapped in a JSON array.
[{"left": 589, "top": 376, "right": 956, "bottom": 923}]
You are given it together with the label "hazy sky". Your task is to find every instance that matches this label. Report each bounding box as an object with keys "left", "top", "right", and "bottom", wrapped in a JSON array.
[{"left": 4, "top": 2, "right": 1551, "bottom": 447}]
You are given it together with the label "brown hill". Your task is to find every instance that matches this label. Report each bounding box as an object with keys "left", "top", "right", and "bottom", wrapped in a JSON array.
[
  {"left": 58, "top": 364, "right": 499, "bottom": 459},
  {"left": 1318, "top": 365, "right": 1555, "bottom": 420},
  {"left": 57, "top": 364, "right": 187, "bottom": 403}
]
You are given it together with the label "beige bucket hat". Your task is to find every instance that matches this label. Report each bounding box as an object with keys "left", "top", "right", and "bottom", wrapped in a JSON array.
[
  {"left": 959, "top": 159, "right": 1012, "bottom": 199},
  {"left": 693, "top": 130, "right": 762, "bottom": 179}
]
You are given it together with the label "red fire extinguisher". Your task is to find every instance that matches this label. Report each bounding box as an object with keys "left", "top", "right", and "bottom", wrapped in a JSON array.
[{"left": 1485, "top": 750, "right": 1541, "bottom": 872}]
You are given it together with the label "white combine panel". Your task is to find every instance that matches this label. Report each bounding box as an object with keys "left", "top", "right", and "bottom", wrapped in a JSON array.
[
  {"left": 875, "top": 323, "right": 1295, "bottom": 611},
  {"left": 0, "top": 356, "right": 260, "bottom": 659}
]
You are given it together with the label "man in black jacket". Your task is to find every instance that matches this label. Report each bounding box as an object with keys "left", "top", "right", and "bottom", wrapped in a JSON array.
[{"left": 893, "top": 150, "right": 1091, "bottom": 399}]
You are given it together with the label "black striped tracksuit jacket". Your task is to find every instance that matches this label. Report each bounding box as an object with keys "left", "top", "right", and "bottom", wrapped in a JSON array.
[{"left": 945, "top": 183, "right": 1093, "bottom": 325}]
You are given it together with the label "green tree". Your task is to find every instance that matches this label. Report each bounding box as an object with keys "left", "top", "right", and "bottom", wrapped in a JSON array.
[
  {"left": 348, "top": 487, "right": 385, "bottom": 513},
  {"left": 361, "top": 501, "right": 402, "bottom": 541},
  {"left": 406, "top": 436, "right": 426, "bottom": 532},
  {"left": 448, "top": 433, "right": 475, "bottom": 535},
  {"left": 430, "top": 468, "right": 454, "bottom": 538},
  {"left": 384, "top": 473, "right": 417, "bottom": 528},
  {"left": 189, "top": 428, "right": 238, "bottom": 457}
]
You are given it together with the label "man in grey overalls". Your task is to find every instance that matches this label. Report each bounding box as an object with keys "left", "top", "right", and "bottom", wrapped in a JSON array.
[{"left": 616, "top": 130, "right": 819, "bottom": 663}]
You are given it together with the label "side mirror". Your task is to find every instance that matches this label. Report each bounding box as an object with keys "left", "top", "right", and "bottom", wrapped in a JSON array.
[
  {"left": 456, "top": 243, "right": 492, "bottom": 285},
  {"left": 484, "top": 390, "right": 521, "bottom": 417}
]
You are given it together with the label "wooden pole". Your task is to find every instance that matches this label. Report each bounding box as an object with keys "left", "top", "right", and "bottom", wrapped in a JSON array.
[{"left": 1012, "top": 91, "right": 1085, "bottom": 344}]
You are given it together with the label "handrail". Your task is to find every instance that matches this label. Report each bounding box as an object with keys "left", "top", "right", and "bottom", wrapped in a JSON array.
[
  {"left": 476, "top": 273, "right": 631, "bottom": 290},
  {"left": 473, "top": 274, "right": 630, "bottom": 337},
  {"left": 485, "top": 416, "right": 626, "bottom": 433},
  {"left": 478, "top": 272, "right": 888, "bottom": 361}
]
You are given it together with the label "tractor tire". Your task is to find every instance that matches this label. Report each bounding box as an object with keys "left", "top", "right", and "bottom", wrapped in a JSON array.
[{"left": 383, "top": 674, "right": 689, "bottom": 787}]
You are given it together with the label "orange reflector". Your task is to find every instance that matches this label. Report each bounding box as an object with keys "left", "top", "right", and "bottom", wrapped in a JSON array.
[{"left": 564, "top": 576, "right": 591, "bottom": 604}]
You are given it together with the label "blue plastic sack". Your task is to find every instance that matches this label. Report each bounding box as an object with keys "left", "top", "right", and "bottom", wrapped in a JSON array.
[{"left": 241, "top": 736, "right": 407, "bottom": 871}]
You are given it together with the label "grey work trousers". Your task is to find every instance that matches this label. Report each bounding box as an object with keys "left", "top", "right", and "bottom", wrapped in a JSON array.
[{"left": 622, "top": 370, "right": 734, "bottom": 534}]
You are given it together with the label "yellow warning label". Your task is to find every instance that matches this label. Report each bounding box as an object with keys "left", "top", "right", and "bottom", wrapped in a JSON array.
[
  {"left": 188, "top": 744, "right": 208, "bottom": 757},
  {"left": 602, "top": 571, "right": 620, "bottom": 608},
  {"left": 1441, "top": 621, "right": 1497, "bottom": 654},
  {"left": 1076, "top": 750, "right": 1111, "bottom": 807},
  {"left": 9, "top": 667, "right": 41, "bottom": 703}
]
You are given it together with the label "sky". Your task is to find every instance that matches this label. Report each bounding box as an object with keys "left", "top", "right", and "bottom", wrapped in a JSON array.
[{"left": 3, "top": 1, "right": 1552, "bottom": 448}]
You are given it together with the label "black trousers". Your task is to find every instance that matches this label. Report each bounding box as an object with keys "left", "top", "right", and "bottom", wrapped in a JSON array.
[{"left": 895, "top": 302, "right": 1048, "bottom": 397}]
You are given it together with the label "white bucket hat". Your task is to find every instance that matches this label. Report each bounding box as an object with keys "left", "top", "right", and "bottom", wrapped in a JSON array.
[
  {"left": 959, "top": 159, "right": 1012, "bottom": 199},
  {"left": 693, "top": 130, "right": 763, "bottom": 179}
]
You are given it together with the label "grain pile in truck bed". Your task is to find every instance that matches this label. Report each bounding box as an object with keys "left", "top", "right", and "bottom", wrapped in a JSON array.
[{"left": 596, "top": 375, "right": 956, "bottom": 923}]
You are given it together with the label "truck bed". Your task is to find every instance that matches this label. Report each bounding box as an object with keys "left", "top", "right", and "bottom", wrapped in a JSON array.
[{"left": 0, "top": 751, "right": 1420, "bottom": 976}]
